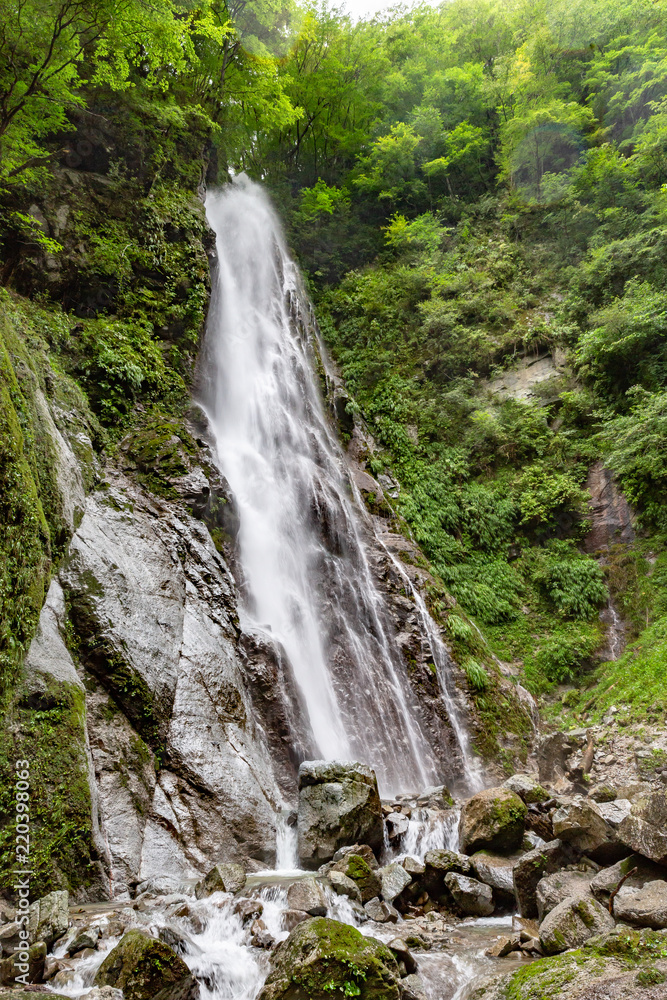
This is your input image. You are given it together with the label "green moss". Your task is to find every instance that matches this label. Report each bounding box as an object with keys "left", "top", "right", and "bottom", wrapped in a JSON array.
[
  {"left": 0, "top": 292, "right": 98, "bottom": 698},
  {"left": 96, "top": 931, "right": 192, "bottom": 1000},
  {"left": 0, "top": 678, "right": 100, "bottom": 896},
  {"left": 271, "top": 918, "right": 400, "bottom": 1000}
]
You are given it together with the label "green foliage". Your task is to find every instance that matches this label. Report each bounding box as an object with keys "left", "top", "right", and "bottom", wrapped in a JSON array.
[
  {"left": 0, "top": 680, "right": 100, "bottom": 895},
  {"left": 463, "top": 658, "right": 489, "bottom": 692}
]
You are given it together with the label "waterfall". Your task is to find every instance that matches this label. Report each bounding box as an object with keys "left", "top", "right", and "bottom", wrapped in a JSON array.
[{"left": 202, "top": 176, "right": 473, "bottom": 797}]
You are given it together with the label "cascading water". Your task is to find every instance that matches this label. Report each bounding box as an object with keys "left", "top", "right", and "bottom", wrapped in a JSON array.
[
  {"left": 202, "top": 176, "right": 451, "bottom": 797},
  {"left": 199, "top": 174, "right": 489, "bottom": 816}
]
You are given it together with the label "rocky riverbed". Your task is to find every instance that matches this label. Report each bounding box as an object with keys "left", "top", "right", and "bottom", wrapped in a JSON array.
[{"left": 2, "top": 750, "right": 667, "bottom": 1000}]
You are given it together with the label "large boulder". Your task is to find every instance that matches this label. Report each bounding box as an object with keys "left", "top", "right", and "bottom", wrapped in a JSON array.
[
  {"left": 328, "top": 871, "right": 362, "bottom": 903},
  {"left": 420, "top": 850, "right": 471, "bottom": 900},
  {"left": 613, "top": 880, "right": 667, "bottom": 929},
  {"left": 551, "top": 796, "right": 625, "bottom": 864},
  {"left": 536, "top": 871, "right": 592, "bottom": 922},
  {"left": 332, "top": 844, "right": 379, "bottom": 870},
  {"left": 459, "top": 787, "right": 527, "bottom": 855},
  {"left": 28, "top": 891, "right": 68, "bottom": 947},
  {"left": 378, "top": 863, "right": 412, "bottom": 904},
  {"left": 95, "top": 930, "right": 197, "bottom": 1000},
  {"left": 539, "top": 895, "right": 615, "bottom": 955},
  {"left": 0, "top": 942, "right": 46, "bottom": 985},
  {"left": 444, "top": 873, "right": 494, "bottom": 917},
  {"left": 298, "top": 761, "right": 383, "bottom": 869},
  {"left": 470, "top": 852, "right": 516, "bottom": 902},
  {"left": 591, "top": 854, "right": 667, "bottom": 904},
  {"left": 195, "top": 862, "right": 246, "bottom": 898},
  {"left": 467, "top": 929, "right": 667, "bottom": 1000},
  {"left": 331, "top": 854, "right": 382, "bottom": 904},
  {"left": 617, "top": 789, "right": 667, "bottom": 864},
  {"left": 504, "top": 774, "right": 550, "bottom": 805},
  {"left": 512, "top": 840, "right": 571, "bottom": 918},
  {"left": 257, "top": 917, "right": 402, "bottom": 1000},
  {"left": 286, "top": 878, "right": 328, "bottom": 917}
]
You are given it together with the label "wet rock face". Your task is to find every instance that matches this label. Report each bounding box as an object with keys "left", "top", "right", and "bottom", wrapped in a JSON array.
[
  {"left": 584, "top": 461, "right": 635, "bottom": 553},
  {"left": 26, "top": 471, "right": 288, "bottom": 894},
  {"left": 258, "top": 917, "right": 402, "bottom": 1000},
  {"left": 297, "top": 761, "right": 384, "bottom": 869},
  {"left": 95, "top": 930, "right": 197, "bottom": 1000},
  {"left": 459, "top": 787, "right": 527, "bottom": 855},
  {"left": 444, "top": 872, "right": 494, "bottom": 917}
]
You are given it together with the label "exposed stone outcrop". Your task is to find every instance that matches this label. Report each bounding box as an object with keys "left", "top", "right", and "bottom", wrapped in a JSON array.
[
  {"left": 297, "top": 761, "right": 383, "bottom": 869},
  {"left": 539, "top": 894, "right": 615, "bottom": 954}
]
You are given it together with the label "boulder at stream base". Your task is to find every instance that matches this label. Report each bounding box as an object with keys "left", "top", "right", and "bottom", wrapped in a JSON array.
[
  {"left": 331, "top": 854, "right": 382, "bottom": 903},
  {"left": 459, "top": 787, "right": 527, "bottom": 855},
  {"left": 0, "top": 942, "right": 46, "bottom": 985},
  {"left": 94, "top": 930, "right": 198, "bottom": 1000},
  {"left": 195, "top": 862, "right": 246, "bottom": 898},
  {"left": 298, "top": 761, "right": 383, "bottom": 869},
  {"left": 257, "top": 916, "right": 402, "bottom": 1000},
  {"left": 444, "top": 872, "right": 494, "bottom": 916}
]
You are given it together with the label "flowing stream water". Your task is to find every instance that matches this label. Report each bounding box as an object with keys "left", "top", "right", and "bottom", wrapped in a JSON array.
[{"left": 201, "top": 176, "right": 478, "bottom": 799}]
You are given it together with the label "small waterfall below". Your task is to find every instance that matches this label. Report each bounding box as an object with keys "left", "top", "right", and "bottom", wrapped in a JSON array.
[{"left": 201, "top": 176, "right": 478, "bottom": 798}]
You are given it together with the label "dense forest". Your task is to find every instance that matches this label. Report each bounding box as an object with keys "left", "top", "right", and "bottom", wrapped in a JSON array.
[{"left": 3, "top": 0, "right": 667, "bottom": 727}]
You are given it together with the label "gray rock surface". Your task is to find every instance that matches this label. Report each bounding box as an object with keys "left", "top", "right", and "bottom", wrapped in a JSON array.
[
  {"left": 539, "top": 895, "right": 615, "bottom": 954},
  {"left": 328, "top": 870, "right": 362, "bottom": 903},
  {"left": 513, "top": 840, "right": 571, "bottom": 918},
  {"left": 504, "top": 774, "right": 549, "bottom": 804},
  {"left": 379, "top": 863, "right": 412, "bottom": 903},
  {"left": 286, "top": 878, "right": 328, "bottom": 916},
  {"left": 59, "top": 482, "right": 287, "bottom": 888},
  {"left": 551, "top": 796, "right": 625, "bottom": 863},
  {"left": 591, "top": 854, "right": 667, "bottom": 903},
  {"left": 470, "top": 852, "right": 516, "bottom": 897},
  {"left": 617, "top": 790, "right": 667, "bottom": 864},
  {"left": 536, "top": 870, "right": 592, "bottom": 922},
  {"left": 298, "top": 761, "right": 383, "bottom": 869},
  {"left": 29, "top": 891, "right": 69, "bottom": 947},
  {"left": 195, "top": 862, "right": 247, "bottom": 898},
  {"left": 613, "top": 880, "right": 667, "bottom": 929},
  {"left": 444, "top": 872, "right": 494, "bottom": 917},
  {"left": 331, "top": 854, "right": 382, "bottom": 903},
  {"left": 364, "top": 898, "right": 399, "bottom": 923}
]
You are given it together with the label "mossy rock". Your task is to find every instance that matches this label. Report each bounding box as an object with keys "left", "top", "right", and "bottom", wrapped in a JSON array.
[
  {"left": 332, "top": 854, "right": 382, "bottom": 904},
  {"left": 459, "top": 787, "right": 527, "bottom": 855},
  {"left": 123, "top": 411, "right": 198, "bottom": 487},
  {"left": 258, "top": 917, "right": 401, "bottom": 1000},
  {"left": 95, "top": 930, "right": 197, "bottom": 1000},
  {"left": 468, "top": 934, "right": 667, "bottom": 998}
]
